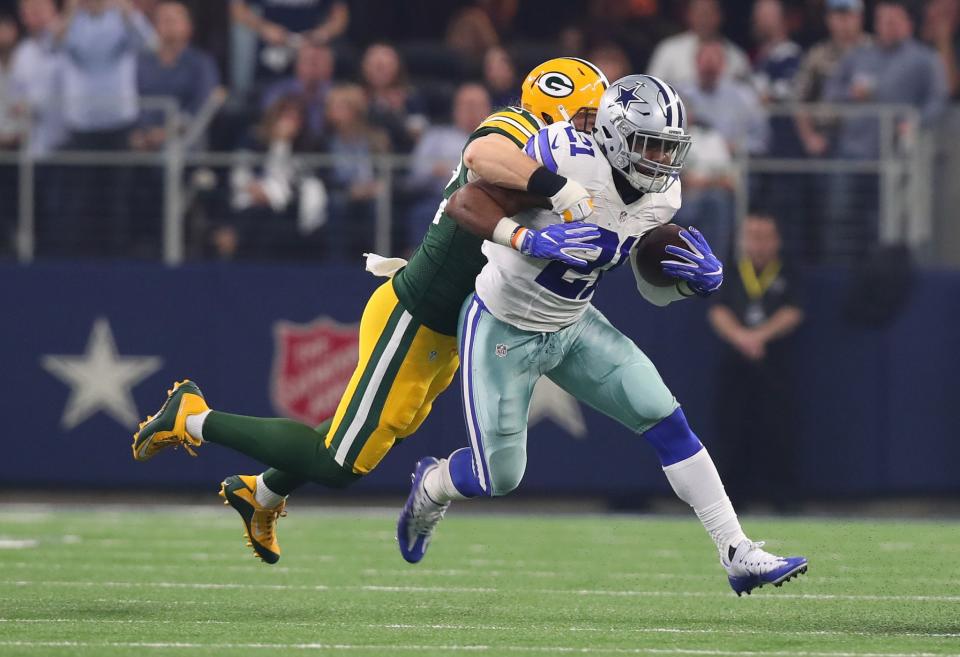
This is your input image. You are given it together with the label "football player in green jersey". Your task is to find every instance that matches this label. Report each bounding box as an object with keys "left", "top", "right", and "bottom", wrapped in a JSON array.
[{"left": 131, "top": 58, "right": 609, "bottom": 564}]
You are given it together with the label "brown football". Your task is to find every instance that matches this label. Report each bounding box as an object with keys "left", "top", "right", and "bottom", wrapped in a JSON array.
[{"left": 633, "top": 223, "right": 687, "bottom": 287}]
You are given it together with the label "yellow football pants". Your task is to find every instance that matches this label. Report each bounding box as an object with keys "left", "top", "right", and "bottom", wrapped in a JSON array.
[{"left": 324, "top": 280, "right": 459, "bottom": 474}]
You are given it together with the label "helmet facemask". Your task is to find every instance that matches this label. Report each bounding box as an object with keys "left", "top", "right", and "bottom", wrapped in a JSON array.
[{"left": 601, "top": 117, "right": 691, "bottom": 193}]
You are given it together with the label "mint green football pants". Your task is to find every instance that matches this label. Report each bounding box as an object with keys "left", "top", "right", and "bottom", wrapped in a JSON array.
[{"left": 457, "top": 294, "right": 679, "bottom": 496}]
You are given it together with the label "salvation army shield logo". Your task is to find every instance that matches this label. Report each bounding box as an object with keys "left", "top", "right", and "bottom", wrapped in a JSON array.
[{"left": 271, "top": 318, "right": 359, "bottom": 426}]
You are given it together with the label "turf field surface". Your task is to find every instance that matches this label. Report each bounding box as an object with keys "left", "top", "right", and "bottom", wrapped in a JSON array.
[{"left": 1, "top": 505, "right": 958, "bottom": 657}]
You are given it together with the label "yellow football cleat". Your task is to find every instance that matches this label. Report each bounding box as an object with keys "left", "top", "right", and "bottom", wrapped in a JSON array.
[
  {"left": 131, "top": 380, "right": 208, "bottom": 461},
  {"left": 219, "top": 475, "right": 286, "bottom": 564}
]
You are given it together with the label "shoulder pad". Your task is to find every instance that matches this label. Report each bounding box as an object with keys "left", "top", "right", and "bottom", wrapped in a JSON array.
[
  {"left": 524, "top": 122, "right": 603, "bottom": 182},
  {"left": 475, "top": 108, "right": 543, "bottom": 147}
]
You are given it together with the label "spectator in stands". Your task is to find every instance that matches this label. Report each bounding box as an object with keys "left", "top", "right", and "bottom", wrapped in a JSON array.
[
  {"left": 133, "top": 0, "right": 220, "bottom": 150},
  {"left": 483, "top": 46, "right": 516, "bottom": 108},
  {"left": 793, "top": 0, "right": 871, "bottom": 158},
  {"left": 319, "top": 83, "right": 387, "bottom": 261},
  {"left": 921, "top": 0, "right": 960, "bottom": 98},
  {"left": 231, "top": 0, "right": 347, "bottom": 81},
  {"left": 588, "top": 42, "right": 631, "bottom": 84},
  {"left": 823, "top": 0, "right": 947, "bottom": 257},
  {"left": 708, "top": 211, "right": 804, "bottom": 509},
  {"left": 8, "top": 0, "right": 64, "bottom": 258},
  {"left": 677, "top": 38, "right": 769, "bottom": 156},
  {"left": 476, "top": 0, "right": 519, "bottom": 37},
  {"left": 403, "top": 83, "right": 491, "bottom": 253},
  {"left": 8, "top": 0, "right": 65, "bottom": 156},
  {"left": 826, "top": 0, "right": 948, "bottom": 159},
  {"left": 558, "top": 26, "right": 586, "bottom": 59},
  {"left": 58, "top": 0, "right": 156, "bottom": 146},
  {"left": 261, "top": 43, "right": 333, "bottom": 146},
  {"left": 750, "top": 0, "right": 804, "bottom": 255},
  {"left": 752, "top": 0, "right": 802, "bottom": 105},
  {"left": 647, "top": 0, "right": 750, "bottom": 86},
  {"left": 788, "top": 0, "right": 871, "bottom": 262},
  {"left": 0, "top": 14, "right": 19, "bottom": 150},
  {"left": 446, "top": 3, "right": 500, "bottom": 63},
  {"left": 54, "top": 0, "right": 156, "bottom": 257},
  {"left": 360, "top": 42, "right": 427, "bottom": 153},
  {"left": 221, "top": 95, "right": 325, "bottom": 260},
  {"left": 672, "top": 108, "right": 736, "bottom": 262},
  {"left": 127, "top": 0, "right": 219, "bottom": 257},
  {"left": 584, "top": 0, "right": 676, "bottom": 69}
]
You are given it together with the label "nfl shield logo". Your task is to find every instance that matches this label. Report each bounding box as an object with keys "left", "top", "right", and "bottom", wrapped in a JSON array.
[
  {"left": 495, "top": 343, "right": 508, "bottom": 358},
  {"left": 271, "top": 318, "right": 359, "bottom": 426}
]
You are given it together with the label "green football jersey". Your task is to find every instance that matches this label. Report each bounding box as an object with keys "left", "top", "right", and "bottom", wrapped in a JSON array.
[{"left": 392, "top": 106, "right": 544, "bottom": 335}]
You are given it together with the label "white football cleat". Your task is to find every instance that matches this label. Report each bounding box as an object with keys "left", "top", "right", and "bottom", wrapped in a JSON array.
[
  {"left": 397, "top": 457, "right": 450, "bottom": 564},
  {"left": 723, "top": 539, "right": 808, "bottom": 596}
]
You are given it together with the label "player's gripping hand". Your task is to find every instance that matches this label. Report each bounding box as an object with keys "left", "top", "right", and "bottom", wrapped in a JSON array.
[
  {"left": 661, "top": 227, "right": 724, "bottom": 296},
  {"left": 550, "top": 178, "right": 595, "bottom": 222},
  {"left": 515, "top": 221, "right": 602, "bottom": 267}
]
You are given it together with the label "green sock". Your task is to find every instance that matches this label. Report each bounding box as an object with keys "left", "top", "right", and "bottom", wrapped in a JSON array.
[
  {"left": 262, "top": 420, "right": 338, "bottom": 495},
  {"left": 261, "top": 468, "right": 307, "bottom": 497},
  {"left": 204, "top": 414, "right": 358, "bottom": 489}
]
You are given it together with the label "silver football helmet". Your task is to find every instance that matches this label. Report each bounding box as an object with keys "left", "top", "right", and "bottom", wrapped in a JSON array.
[{"left": 592, "top": 74, "right": 692, "bottom": 194}]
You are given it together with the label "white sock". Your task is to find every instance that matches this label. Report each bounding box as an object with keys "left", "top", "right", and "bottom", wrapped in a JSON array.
[
  {"left": 254, "top": 473, "right": 285, "bottom": 508},
  {"left": 662, "top": 448, "right": 748, "bottom": 557},
  {"left": 422, "top": 458, "right": 467, "bottom": 505},
  {"left": 185, "top": 409, "right": 210, "bottom": 442}
]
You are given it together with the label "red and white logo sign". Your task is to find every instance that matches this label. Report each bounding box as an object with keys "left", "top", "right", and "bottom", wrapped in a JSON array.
[{"left": 271, "top": 318, "right": 359, "bottom": 426}]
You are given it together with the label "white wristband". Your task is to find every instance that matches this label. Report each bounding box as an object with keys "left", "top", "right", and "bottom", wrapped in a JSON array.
[{"left": 492, "top": 217, "right": 523, "bottom": 248}]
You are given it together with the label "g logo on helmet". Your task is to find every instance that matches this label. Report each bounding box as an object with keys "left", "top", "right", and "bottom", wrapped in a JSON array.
[{"left": 536, "top": 72, "right": 575, "bottom": 98}]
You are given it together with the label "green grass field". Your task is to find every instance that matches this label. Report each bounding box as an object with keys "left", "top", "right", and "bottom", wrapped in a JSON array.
[{"left": 1, "top": 505, "right": 958, "bottom": 657}]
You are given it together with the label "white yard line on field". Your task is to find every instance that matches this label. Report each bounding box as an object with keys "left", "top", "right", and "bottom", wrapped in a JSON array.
[
  {"left": 5, "top": 555, "right": 948, "bottom": 588},
  {"left": 0, "top": 640, "right": 957, "bottom": 657},
  {"left": 5, "top": 579, "right": 959, "bottom": 603},
  {"left": 0, "top": 504, "right": 401, "bottom": 518},
  {"left": 563, "top": 588, "right": 960, "bottom": 602},
  {"left": 354, "top": 568, "right": 958, "bottom": 588},
  {"left": 2, "top": 580, "right": 496, "bottom": 594},
  {"left": 11, "top": 548, "right": 333, "bottom": 564},
  {"left": 6, "top": 620, "right": 957, "bottom": 640},
  {"left": 3, "top": 561, "right": 292, "bottom": 574}
]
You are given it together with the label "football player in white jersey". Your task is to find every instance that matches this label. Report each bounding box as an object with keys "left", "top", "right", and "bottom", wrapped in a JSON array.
[{"left": 396, "top": 75, "right": 808, "bottom": 596}]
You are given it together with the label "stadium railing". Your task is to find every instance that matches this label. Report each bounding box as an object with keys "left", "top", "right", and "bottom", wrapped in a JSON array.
[
  {"left": 0, "top": 100, "right": 938, "bottom": 266},
  {"left": 733, "top": 103, "right": 932, "bottom": 264}
]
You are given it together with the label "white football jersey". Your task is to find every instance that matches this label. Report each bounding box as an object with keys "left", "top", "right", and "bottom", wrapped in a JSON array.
[{"left": 476, "top": 121, "right": 682, "bottom": 333}]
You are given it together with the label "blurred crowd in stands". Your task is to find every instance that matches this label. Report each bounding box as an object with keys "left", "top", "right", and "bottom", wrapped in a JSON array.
[{"left": 0, "top": 0, "right": 956, "bottom": 261}]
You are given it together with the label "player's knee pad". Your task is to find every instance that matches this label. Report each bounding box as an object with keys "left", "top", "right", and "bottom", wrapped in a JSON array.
[
  {"left": 642, "top": 407, "right": 704, "bottom": 467},
  {"left": 616, "top": 360, "right": 678, "bottom": 426},
  {"left": 382, "top": 398, "right": 423, "bottom": 441},
  {"left": 486, "top": 444, "right": 526, "bottom": 497}
]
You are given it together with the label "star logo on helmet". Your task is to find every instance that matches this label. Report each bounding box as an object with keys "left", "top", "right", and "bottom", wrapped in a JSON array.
[{"left": 612, "top": 83, "right": 650, "bottom": 114}]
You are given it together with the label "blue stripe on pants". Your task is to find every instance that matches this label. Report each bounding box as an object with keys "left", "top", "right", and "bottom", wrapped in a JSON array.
[{"left": 459, "top": 295, "right": 491, "bottom": 494}]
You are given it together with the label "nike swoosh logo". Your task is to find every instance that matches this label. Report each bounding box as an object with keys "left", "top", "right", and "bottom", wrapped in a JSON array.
[{"left": 551, "top": 134, "right": 560, "bottom": 150}]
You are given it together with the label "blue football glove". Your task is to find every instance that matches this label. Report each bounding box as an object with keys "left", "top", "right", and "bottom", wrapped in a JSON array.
[
  {"left": 516, "top": 221, "right": 602, "bottom": 268},
  {"left": 661, "top": 227, "right": 724, "bottom": 297}
]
